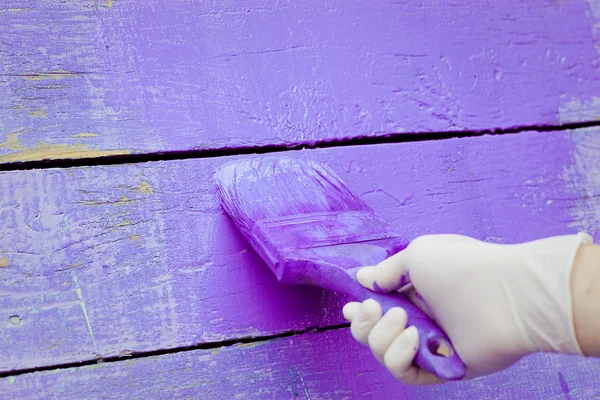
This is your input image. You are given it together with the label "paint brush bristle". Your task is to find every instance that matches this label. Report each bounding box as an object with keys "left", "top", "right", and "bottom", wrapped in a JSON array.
[{"left": 214, "top": 157, "right": 371, "bottom": 239}]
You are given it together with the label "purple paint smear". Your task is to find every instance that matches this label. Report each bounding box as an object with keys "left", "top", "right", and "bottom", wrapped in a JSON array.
[
  {"left": 214, "top": 157, "right": 464, "bottom": 380},
  {"left": 399, "top": 273, "right": 410, "bottom": 288},
  {"left": 373, "top": 281, "right": 386, "bottom": 293},
  {"left": 558, "top": 372, "right": 572, "bottom": 399}
]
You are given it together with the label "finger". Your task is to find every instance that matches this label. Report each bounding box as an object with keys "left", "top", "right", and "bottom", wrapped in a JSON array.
[
  {"left": 367, "top": 307, "right": 407, "bottom": 364},
  {"left": 383, "top": 326, "right": 441, "bottom": 385},
  {"left": 342, "top": 302, "right": 361, "bottom": 322},
  {"left": 357, "top": 250, "right": 411, "bottom": 292},
  {"left": 350, "top": 299, "right": 382, "bottom": 346}
]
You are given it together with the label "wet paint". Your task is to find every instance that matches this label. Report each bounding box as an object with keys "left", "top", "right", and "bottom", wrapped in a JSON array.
[{"left": 215, "top": 157, "right": 465, "bottom": 379}]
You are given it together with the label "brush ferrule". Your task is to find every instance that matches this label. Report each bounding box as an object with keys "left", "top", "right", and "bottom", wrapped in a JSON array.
[{"left": 249, "top": 211, "right": 408, "bottom": 278}]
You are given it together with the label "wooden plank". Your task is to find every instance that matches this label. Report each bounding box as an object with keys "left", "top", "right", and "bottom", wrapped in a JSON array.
[
  {"left": 1, "top": 130, "right": 599, "bottom": 375},
  {"left": 2, "top": 328, "right": 600, "bottom": 399},
  {"left": 2, "top": 0, "right": 600, "bottom": 163}
]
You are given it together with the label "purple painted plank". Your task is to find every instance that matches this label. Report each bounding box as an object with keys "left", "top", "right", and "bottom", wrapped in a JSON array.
[
  {"left": 1, "top": 328, "right": 600, "bottom": 399},
  {"left": 1, "top": 0, "right": 600, "bottom": 163},
  {"left": 1, "top": 130, "right": 599, "bottom": 377}
]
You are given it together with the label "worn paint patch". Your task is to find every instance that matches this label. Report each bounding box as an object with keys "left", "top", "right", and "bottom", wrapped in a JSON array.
[
  {"left": 72, "top": 132, "right": 101, "bottom": 138},
  {"left": 0, "top": 141, "right": 130, "bottom": 163},
  {"left": 585, "top": 0, "right": 600, "bottom": 34},
  {"left": 79, "top": 196, "right": 132, "bottom": 206},
  {"left": 134, "top": 180, "right": 154, "bottom": 194},
  {"left": 58, "top": 263, "right": 83, "bottom": 272},
  {"left": 17, "top": 70, "right": 81, "bottom": 81},
  {"left": 559, "top": 92, "right": 600, "bottom": 240},
  {"left": 0, "top": 131, "right": 28, "bottom": 151},
  {"left": 236, "top": 342, "right": 263, "bottom": 350},
  {"left": 7, "top": 377, "right": 15, "bottom": 384},
  {"left": 113, "top": 219, "right": 131, "bottom": 228},
  {"left": 128, "top": 235, "right": 140, "bottom": 241},
  {"left": 559, "top": 96, "right": 600, "bottom": 123},
  {"left": 28, "top": 109, "right": 47, "bottom": 118},
  {"left": 0, "top": 258, "right": 9, "bottom": 267},
  {"left": 563, "top": 130, "right": 600, "bottom": 238},
  {"left": 106, "top": 0, "right": 113, "bottom": 7}
]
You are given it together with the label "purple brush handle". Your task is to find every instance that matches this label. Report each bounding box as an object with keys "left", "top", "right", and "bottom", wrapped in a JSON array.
[
  {"left": 347, "top": 273, "right": 466, "bottom": 381},
  {"left": 243, "top": 210, "right": 466, "bottom": 380}
]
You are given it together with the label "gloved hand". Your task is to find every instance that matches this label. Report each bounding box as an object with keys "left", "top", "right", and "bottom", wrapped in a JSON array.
[{"left": 343, "top": 233, "right": 591, "bottom": 384}]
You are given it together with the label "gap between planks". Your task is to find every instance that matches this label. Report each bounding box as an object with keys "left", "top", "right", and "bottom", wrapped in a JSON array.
[
  {"left": 1, "top": 120, "right": 599, "bottom": 172},
  {"left": 0, "top": 323, "right": 350, "bottom": 379}
]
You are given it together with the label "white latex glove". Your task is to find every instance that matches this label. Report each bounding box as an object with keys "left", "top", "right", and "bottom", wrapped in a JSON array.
[{"left": 343, "top": 233, "right": 591, "bottom": 384}]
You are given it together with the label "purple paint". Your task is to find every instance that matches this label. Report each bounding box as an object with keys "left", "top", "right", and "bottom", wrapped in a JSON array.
[
  {"left": 214, "top": 158, "right": 465, "bottom": 379},
  {"left": 372, "top": 281, "right": 385, "bottom": 293},
  {"left": 399, "top": 273, "right": 410, "bottom": 288},
  {"left": 1, "top": 1, "right": 600, "bottom": 162}
]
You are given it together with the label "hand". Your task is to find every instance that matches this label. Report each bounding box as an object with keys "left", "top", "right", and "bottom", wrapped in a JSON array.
[{"left": 343, "top": 233, "right": 590, "bottom": 384}]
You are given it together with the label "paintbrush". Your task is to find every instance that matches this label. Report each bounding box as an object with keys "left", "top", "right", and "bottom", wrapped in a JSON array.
[{"left": 214, "top": 157, "right": 465, "bottom": 380}]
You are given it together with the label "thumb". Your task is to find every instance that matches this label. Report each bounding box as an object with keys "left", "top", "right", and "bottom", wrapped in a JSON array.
[{"left": 357, "top": 248, "right": 411, "bottom": 292}]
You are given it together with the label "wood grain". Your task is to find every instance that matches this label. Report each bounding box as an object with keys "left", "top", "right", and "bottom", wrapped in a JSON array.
[
  {"left": 1, "top": 0, "right": 600, "bottom": 163},
  {"left": 1, "top": 130, "right": 599, "bottom": 376},
  {"left": 1, "top": 328, "right": 599, "bottom": 399}
]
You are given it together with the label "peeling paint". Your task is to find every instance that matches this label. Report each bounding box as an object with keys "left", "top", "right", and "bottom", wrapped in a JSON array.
[
  {"left": 134, "top": 180, "right": 154, "bottom": 194},
  {"left": 585, "top": 0, "right": 600, "bottom": 35},
  {"left": 564, "top": 130, "right": 600, "bottom": 237},
  {"left": 236, "top": 342, "right": 263, "bottom": 349},
  {"left": 113, "top": 219, "right": 131, "bottom": 228},
  {"left": 28, "top": 109, "right": 48, "bottom": 118},
  {"left": 128, "top": 235, "right": 140, "bottom": 241},
  {"left": 0, "top": 257, "right": 8, "bottom": 267},
  {"left": 1, "top": 8, "right": 30, "bottom": 12},
  {"left": 0, "top": 130, "right": 28, "bottom": 151},
  {"left": 72, "top": 132, "right": 102, "bottom": 138},
  {"left": 558, "top": 96, "right": 600, "bottom": 123},
  {"left": 20, "top": 70, "right": 82, "bottom": 81},
  {"left": 0, "top": 141, "right": 130, "bottom": 163},
  {"left": 79, "top": 196, "right": 132, "bottom": 206}
]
